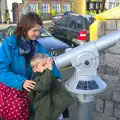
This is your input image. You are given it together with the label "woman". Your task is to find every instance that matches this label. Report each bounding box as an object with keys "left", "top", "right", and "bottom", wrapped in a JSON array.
[{"left": 0, "top": 12, "right": 61, "bottom": 120}]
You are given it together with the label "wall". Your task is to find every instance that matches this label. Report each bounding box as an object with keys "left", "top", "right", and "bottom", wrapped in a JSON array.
[{"left": 93, "top": 20, "right": 120, "bottom": 120}]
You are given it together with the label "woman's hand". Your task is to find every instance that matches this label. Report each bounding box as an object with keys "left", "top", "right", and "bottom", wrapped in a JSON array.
[{"left": 23, "top": 80, "right": 36, "bottom": 92}]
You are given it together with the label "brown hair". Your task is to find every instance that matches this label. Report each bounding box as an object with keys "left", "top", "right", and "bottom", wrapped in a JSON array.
[
  {"left": 30, "top": 53, "right": 49, "bottom": 68},
  {"left": 15, "top": 12, "right": 43, "bottom": 37}
]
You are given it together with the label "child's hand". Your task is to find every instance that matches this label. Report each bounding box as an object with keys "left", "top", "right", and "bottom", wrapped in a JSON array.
[
  {"left": 46, "top": 57, "right": 53, "bottom": 70},
  {"left": 23, "top": 80, "right": 36, "bottom": 92}
]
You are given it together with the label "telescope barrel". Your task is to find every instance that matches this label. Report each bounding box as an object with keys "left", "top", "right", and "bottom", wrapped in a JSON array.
[
  {"left": 54, "top": 30, "right": 120, "bottom": 69},
  {"left": 95, "top": 30, "right": 120, "bottom": 51}
]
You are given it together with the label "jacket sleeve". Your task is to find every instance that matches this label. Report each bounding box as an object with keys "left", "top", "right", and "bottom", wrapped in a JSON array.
[
  {"left": 28, "top": 70, "right": 53, "bottom": 101},
  {"left": 34, "top": 70, "right": 53, "bottom": 92},
  {"left": 0, "top": 40, "right": 27, "bottom": 90},
  {"left": 37, "top": 43, "right": 62, "bottom": 79}
]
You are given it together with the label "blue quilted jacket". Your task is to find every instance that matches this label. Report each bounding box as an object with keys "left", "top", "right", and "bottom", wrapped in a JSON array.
[{"left": 0, "top": 35, "right": 61, "bottom": 90}]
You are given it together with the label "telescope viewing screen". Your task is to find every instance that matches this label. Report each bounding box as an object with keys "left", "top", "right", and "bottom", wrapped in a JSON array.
[{"left": 76, "top": 80, "right": 99, "bottom": 90}]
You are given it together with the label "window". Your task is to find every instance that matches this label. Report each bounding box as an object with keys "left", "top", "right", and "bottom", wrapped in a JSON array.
[
  {"left": 76, "top": 20, "right": 82, "bottom": 30},
  {"left": 59, "top": 18, "right": 68, "bottom": 27},
  {"left": 109, "top": 0, "right": 120, "bottom": 9},
  {"left": 29, "top": 4, "right": 37, "bottom": 12},
  {"left": 52, "top": 3, "right": 60, "bottom": 12},
  {"left": 42, "top": 3, "right": 49, "bottom": 13},
  {"left": 21, "top": 8, "right": 27, "bottom": 15},
  {"left": 63, "top": 4, "right": 70, "bottom": 12},
  {"left": 68, "top": 20, "right": 76, "bottom": 29}
]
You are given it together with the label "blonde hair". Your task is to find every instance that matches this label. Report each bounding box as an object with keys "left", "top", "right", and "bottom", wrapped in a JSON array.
[{"left": 31, "top": 53, "right": 49, "bottom": 68}]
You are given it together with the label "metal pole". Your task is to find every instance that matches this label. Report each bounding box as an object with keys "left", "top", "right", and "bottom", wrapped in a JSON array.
[{"left": 77, "top": 102, "right": 94, "bottom": 120}]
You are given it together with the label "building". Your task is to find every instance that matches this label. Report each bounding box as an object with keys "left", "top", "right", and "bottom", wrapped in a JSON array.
[
  {"left": 0, "top": 0, "right": 7, "bottom": 23},
  {"left": 19, "top": 0, "right": 74, "bottom": 21},
  {"left": 105, "top": 0, "right": 120, "bottom": 9},
  {"left": 0, "top": 0, "right": 22, "bottom": 23},
  {"left": 6, "top": 0, "right": 22, "bottom": 23},
  {"left": 74, "top": 0, "right": 105, "bottom": 15},
  {"left": 0, "top": 0, "right": 75, "bottom": 23}
]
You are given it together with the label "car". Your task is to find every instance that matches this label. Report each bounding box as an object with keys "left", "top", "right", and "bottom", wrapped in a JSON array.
[
  {"left": 50, "top": 14, "right": 90, "bottom": 45},
  {"left": 0, "top": 26, "right": 16, "bottom": 41},
  {"left": 0, "top": 26, "right": 71, "bottom": 56},
  {"left": 63, "top": 11, "right": 76, "bottom": 16},
  {"left": 83, "top": 14, "right": 95, "bottom": 28},
  {"left": 52, "top": 11, "right": 76, "bottom": 26},
  {"left": 38, "top": 27, "right": 70, "bottom": 56},
  {"left": 52, "top": 13, "right": 64, "bottom": 25}
]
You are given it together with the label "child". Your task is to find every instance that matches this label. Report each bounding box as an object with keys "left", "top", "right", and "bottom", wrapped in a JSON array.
[{"left": 28, "top": 53, "right": 74, "bottom": 120}]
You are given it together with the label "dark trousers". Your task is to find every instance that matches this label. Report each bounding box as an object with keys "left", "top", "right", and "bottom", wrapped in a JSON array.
[{"left": 63, "top": 108, "right": 69, "bottom": 118}]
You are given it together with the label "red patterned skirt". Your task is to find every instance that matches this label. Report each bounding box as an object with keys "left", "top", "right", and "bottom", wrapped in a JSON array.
[{"left": 0, "top": 82, "right": 30, "bottom": 120}]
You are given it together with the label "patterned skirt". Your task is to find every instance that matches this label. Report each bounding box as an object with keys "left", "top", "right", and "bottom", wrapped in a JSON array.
[{"left": 0, "top": 82, "right": 30, "bottom": 120}]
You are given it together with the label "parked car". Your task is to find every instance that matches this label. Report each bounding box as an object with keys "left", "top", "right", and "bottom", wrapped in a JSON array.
[
  {"left": 64, "top": 11, "right": 76, "bottom": 16},
  {"left": 38, "top": 27, "right": 70, "bottom": 56},
  {"left": 52, "top": 13, "right": 64, "bottom": 25},
  {"left": 83, "top": 14, "right": 95, "bottom": 28},
  {"left": 50, "top": 14, "right": 91, "bottom": 45},
  {"left": 0, "top": 26, "right": 71, "bottom": 56},
  {"left": 0, "top": 26, "right": 16, "bottom": 41},
  {"left": 52, "top": 11, "right": 76, "bottom": 26}
]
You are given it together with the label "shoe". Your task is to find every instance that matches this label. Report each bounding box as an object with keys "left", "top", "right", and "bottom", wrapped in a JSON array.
[{"left": 58, "top": 114, "right": 63, "bottom": 120}]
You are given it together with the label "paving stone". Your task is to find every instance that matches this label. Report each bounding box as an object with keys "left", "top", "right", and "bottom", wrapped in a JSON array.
[
  {"left": 112, "top": 92, "right": 120, "bottom": 103},
  {"left": 98, "top": 89, "right": 112, "bottom": 100},
  {"left": 95, "top": 98, "right": 104, "bottom": 113},
  {"left": 93, "top": 113, "right": 117, "bottom": 120},
  {"left": 114, "top": 107, "right": 120, "bottom": 118},
  {"left": 115, "top": 103, "right": 120, "bottom": 109},
  {"left": 104, "top": 100, "right": 114, "bottom": 115},
  {"left": 102, "top": 74, "right": 119, "bottom": 90},
  {"left": 98, "top": 65, "right": 106, "bottom": 74},
  {"left": 114, "top": 83, "right": 120, "bottom": 91}
]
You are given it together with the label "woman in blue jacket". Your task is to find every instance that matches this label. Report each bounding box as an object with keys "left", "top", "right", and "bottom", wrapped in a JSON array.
[{"left": 0, "top": 12, "right": 61, "bottom": 119}]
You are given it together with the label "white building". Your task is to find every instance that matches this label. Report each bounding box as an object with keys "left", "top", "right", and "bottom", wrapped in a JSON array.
[
  {"left": 106, "top": 0, "right": 120, "bottom": 9},
  {"left": 0, "top": 0, "right": 7, "bottom": 23},
  {"left": 6, "top": 0, "right": 22, "bottom": 23}
]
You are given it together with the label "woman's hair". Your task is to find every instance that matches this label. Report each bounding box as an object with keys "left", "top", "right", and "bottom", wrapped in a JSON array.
[
  {"left": 30, "top": 53, "right": 49, "bottom": 68},
  {"left": 15, "top": 12, "right": 43, "bottom": 37}
]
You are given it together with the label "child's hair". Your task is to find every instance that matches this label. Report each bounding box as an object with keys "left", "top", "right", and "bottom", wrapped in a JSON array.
[{"left": 31, "top": 53, "right": 49, "bottom": 68}]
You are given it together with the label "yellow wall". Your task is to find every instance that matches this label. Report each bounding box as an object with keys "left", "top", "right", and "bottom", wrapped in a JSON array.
[
  {"left": 90, "top": 20, "right": 99, "bottom": 41},
  {"left": 74, "top": 0, "right": 86, "bottom": 15}
]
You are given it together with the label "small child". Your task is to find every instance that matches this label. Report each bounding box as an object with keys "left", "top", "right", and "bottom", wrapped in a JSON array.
[{"left": 28, "top": 53, "right": 74, "bottom": 120}]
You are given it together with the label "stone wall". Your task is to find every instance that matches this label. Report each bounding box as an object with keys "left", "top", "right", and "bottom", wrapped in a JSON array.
[{"left": 93, "top": 20, "right": 120, "bottom": 120}]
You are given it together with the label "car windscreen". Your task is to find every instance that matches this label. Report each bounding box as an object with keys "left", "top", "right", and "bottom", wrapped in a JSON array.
[{"left": 40, "top": 28, "right": 51, "bottom": 37}]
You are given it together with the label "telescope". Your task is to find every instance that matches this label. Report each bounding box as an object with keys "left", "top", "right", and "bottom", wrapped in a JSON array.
[{"left": 54, "top": 30, "right": 120, "bottom": 120}]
